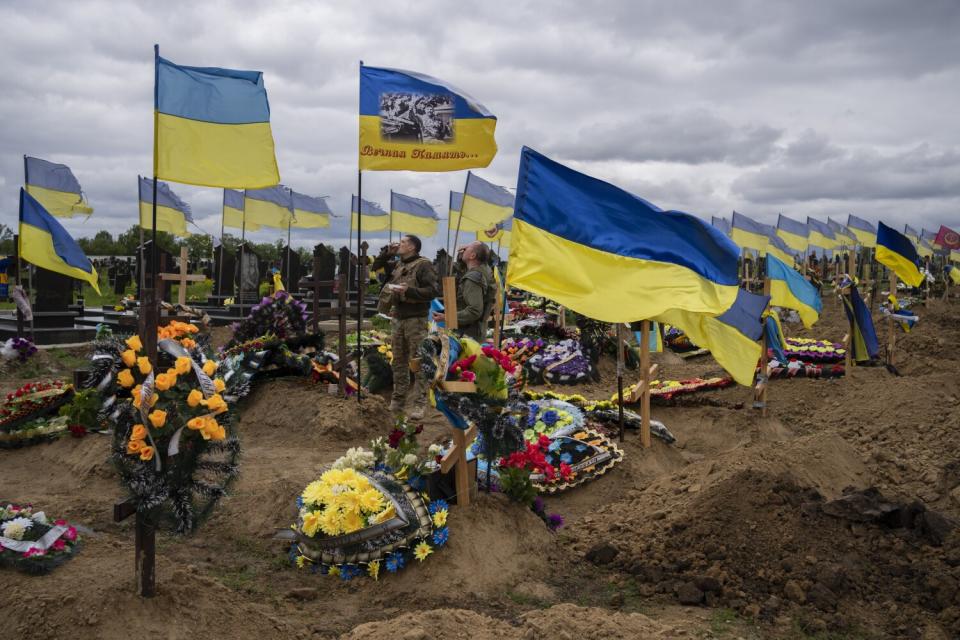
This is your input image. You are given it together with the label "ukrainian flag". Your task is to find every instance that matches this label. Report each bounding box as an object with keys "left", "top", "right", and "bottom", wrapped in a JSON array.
[
  {"left": 777, "top": 214, "right": 809, "bottom": 252},
  {"left": 946, "top": 265, "right": 960, "bottom": 285},
  {"left": 390, "top": 192, "right": 439, "bottom": 236},
  {"left": 351, "top": 196, "right": 390, "bottom": 231},
  {"left": 24, "top": 157, "right": 93, "bottom": 218},
  {"left": 730, "top": 211, "right": 771, "bottom": 254},
  {"left": 139, "top": 176, "right": 192, "bottom": 237},
  {"left": 711, "top": 216, "right": 731, "bottom": 236},
  {"left": 807, "top": 217, "right": 838, "bottom": 249},
  {"left": 291, "top": 191, "right": 332, "bottom": 229},
  {"left": 767, "top": 254, "right": 822, "bottom": 328},
  {"left": 222, "top": 188, "right": 259, "bottom": 231},
  {"left": 507, "top": 147, "right": 740, "bottom": 323},
  {"left": 876, "top": 221, "right": 923, "bottom": 287},
  {"left": 765, "top": 232, "right": 798, "bottom": 265},
  {"left": 847, "top": 215, "right": 877, "bottom": 248},
  {"left": 655, "top": 288, "right": 767, "bottom": 386},
  {"left": 456, "top": 172, "right": 513, "bottom": 230},
  {"left": 903, "top": 224, "right": 920, "bottom": 245},
  {"left": 477, "top": 216, "right": 512, "bottom": 248},
  {"left": 917, "top": 238, "right": 934, "bottom": 259},
  {"left": 840, "top": 278, "right": 879, "bottom": 362},
  {"left": 359, "top": 65, "right": 497, "bottom": 172},
  {"left": 18, "top": 189, "right": 100, "bottom": 294},
  {"left": 155, "top": 47, "right": 280, "bottom": 189},
  {"left": 827, "top": 218, "right": 857, "bottom": 246},
  {"left": 244, "top": 186, "right": 293, "bottom": 229}
]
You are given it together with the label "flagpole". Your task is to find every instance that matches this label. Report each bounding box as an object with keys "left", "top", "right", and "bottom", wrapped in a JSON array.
[
  {"left": 218, "top": 190, "right": 226, "bottom": 300},
  {"left": 451, "top": 173, "right": 469, "bottom": 275},
  {"left": 388, "top": 190, "right": 394, "bottom": 244},
  {"left": 445, "top": 191, "right": 453, "bottom": 268},
  {"left": 286, "top": 188, "right": 293, "bottom": 287},
  {"left": 146, "top": 44, "right": 160, "bottom": 364},
  {"left": 356, "top": 60, "right": 364, "bottom": 405},
  {"left": 239, "top": 193, "right": 246, "bottom": 319}
]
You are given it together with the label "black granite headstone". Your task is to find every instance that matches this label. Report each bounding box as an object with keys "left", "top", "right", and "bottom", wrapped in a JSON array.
[
  {"left": 213, "top": 246, "right": 236, "bottom": 298},
  {"left": 281, "top": 246, "right": 302, "bottom": 290},
  {"left": 34, "top": 267, "right": 73, "bottom": 313},
  {"left": 237, "top": 244, "right": 262, "bottom": 303}
]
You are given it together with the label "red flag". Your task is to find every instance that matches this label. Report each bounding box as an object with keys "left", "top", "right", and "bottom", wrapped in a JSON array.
[{"left": 934, "top": 225, "right": 960, "bottom": 250}]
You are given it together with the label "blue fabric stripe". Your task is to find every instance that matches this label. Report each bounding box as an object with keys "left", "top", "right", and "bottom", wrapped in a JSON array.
[
  {"left": 767, "top": 254, "right": 823, "bottom": 313},
  {"left": 711, "top": 216, "right": 731, "bottom": 235},
  {"left": 715, "top": 288, "right": 768, "bottom": 341},
  {"left": 806, "top": 217, "right": 835, "bottom": 241},
  {"left": 922, "top": 229, "right": 937, "bottom": 243},
  {"left": 450, "top": 191, "right": 463, "bottom": 211},
  {"left": 157, "top": 56, "right": 270, "bottom": 124},
  {"left": 25, "top": 157, "right": 82, "bottom": 194},
  {"left": 139, "top": 177, "right": 193, "bottom": 222},
  {"left": 777, "top": 214, "right": 809, "bottom": 237},
  {"left": 246, "top": 185, "right": 293, "bottom": 209},
  {"left": 843, "top": 285, "right": 879, "bottom": 360},
  {"left": 904, "top": 224, "right": 920, "bottom": 239},
  {"left": 846, "top": 214, "right": 875, "bottom": 234},
  {"left": 292, "top": 191, "right": 332, "bottom": 216},
  {"left": 465, "top": 172, "right": 515, "bottom": 208},
  {"left": 359, "top": 65, "right": 494, "bottom": 119},
  {"left": 352, "top": 196, "right": 388, "bottom": 217},
  {"left": 827, "top": 218, "right": 855, "bottom": 241},
  {"left": 514, "top": 147, "right": 739, "bottom": 286},
  {"left": 768, "top": 232, "right": 797, "bottom": 257},
  {"left": 878, "top": 222, "right": 920, "bottom": 265},
  {"left": 765, "top": 316, "right": 787, "bottom": 361},
  {"left": 732, "top": 211, "right": 769, "bottom": 236},
  {"left": 223, "top": 189, "right": 244, "bottom": 210},
  {"left": 19, "top": 189, "right": 93, "bottom": 273},
  {"left": 391, "top": 192, "right": 438, "bottom": 219}
]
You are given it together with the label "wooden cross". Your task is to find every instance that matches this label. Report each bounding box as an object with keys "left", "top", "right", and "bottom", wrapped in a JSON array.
[
  {"left": 298, "top": 255, "right": 335, "bottom": 334},
  {"left": 625, "top": 321, "right": 656, "bottom": 447},
  {"left": 886, "top": 271, "right": 898, "bottom": 367},
  {"left": 160, "top": 247, "right": 205, "bottom": 307},
  {"left": 114, "top": 497, "right": 155, "bottom": 597},
  {"left": 753, "top": 278, "right": 772, "bottom": 417}
]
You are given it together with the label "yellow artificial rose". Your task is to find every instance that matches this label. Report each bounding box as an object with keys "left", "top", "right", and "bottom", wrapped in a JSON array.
[
  {"left": 213, "top": 378, "right": 226, "bottom": 393},
  {"left": 205, "top": 394, "right": 227, "bottom": 414},
  {"left": 139, "top": 446, "right": 155, "bottom": 461},
  {"left": 117, "top": 369, "right": 135, "bottom": 388},
  {"left": 148, "top": 410, "right": 167, "bottom": 429},
  {"left": 186, "top": 323, "right": 199, "bottom": 333},
  {"left": 126, "top": 438, "right": 144, "bottom": 454},
  {"left": 175, "top": 356, "right": 192, "bottom": 375},
  {"left": 121, "top": 349, "right": 137, "bottom": 367},
  {"left": 154, "top": 373, "right": 174, "bottom": 392},
  {"left": 202, "top": 360, "right": 217, "bottom": 376},
  {"left": 131, "top": 424, "right": 147, "bottom": 440},
  {"left": 137, "top": 356, "right": 152, "bottom": 375},
  {"left": 181, "top": 338, "right": 197, "bottom": 349},
  {"left": 187, "top": 417, "right": 205, "bottom": 430},
  {"left": 125, "top": 335, "right": 143, "bottom": 352},
  {"left": 187, "top": 389, "right": 203, "bottom": 408},
  {"left": 149, "top": 393, "right": 159, "bottom": 407}
]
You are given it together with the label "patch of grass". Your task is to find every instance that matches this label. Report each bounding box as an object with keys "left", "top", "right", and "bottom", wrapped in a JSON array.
[
  {"left": 505, "top": 590, "right": 551, "bottom": 609},
  {"left": 215, "top": 565, "right": 262, "bottom": 594},
  {"left": 787, "top": 618, "right": 869, "bottom": 640},
  {"left": 710, "top": 608, "right": 739, "bottom": 635},
  {"left": 48, "top": 347, "right": 87, "bottom": 370}
]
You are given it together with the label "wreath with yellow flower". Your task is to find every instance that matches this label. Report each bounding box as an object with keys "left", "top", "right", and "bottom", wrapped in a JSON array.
[{"left": 107, "top": 327, "right": 240, "bottom": 533}]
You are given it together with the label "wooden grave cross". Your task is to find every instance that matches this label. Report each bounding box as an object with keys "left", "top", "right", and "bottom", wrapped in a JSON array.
[
  {"left": 159, "top": 247, "right": 205, "bottom": 307},
  {"left": 625, "top": 321, "right": 657, "bottom": 448},
  {"left": 752, "top": 278, "right": 772, "bottom": 417}
]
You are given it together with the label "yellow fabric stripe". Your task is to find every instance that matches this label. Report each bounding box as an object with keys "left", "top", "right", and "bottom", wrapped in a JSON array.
[
  {"left": 950, "top": 269, "right": 960, "bottom": 285},
  {"left": 876, "top": 245, "right": 924, "bottom": 287},
  {"left": 849, "top": 228, "right": 876, "bottom": 248},
  {"left": 358, "top": 115, "right": 497, "bottom": 172},
  {"left": 952, "top": 250, "right": 960, "bottom": 264},
  {"left": 139, "top": 202, "right": 190, "bottom": 237},
  {"left": 243, "top": 196, "right": 292, "bottom": 229},
  {"left": 765, "top": 244, "right": 795, "bottom": 265},
  {"left": 477, "top": 229, "right": 511, "bottom": 248},
  {"left": 809, "top": 230, "right": 838, "bottom": 249},
  {"left": 391, "top": 211, "right": 438, "bottom": 236},
  {"left": 769, "top": 279, "right": 819, "bottom": 328},
  {"left": 291, "top": 210, "right": 330, "bottom": 229},
  {"left": 156, "top": 112, "right": 280, "bottom": 189},
  {"left": 351, "top": 212, "right": 391, "bottom": 232},
  {"left": 450, "top": 210, "right": 493, "bottom": 232},
  {"left": 19, "top": 223, "right": 100, "bottom": 294},
  {"left": 776, "top": 228, "right": 808, "bottom": 252},
  {"left": 916, "top": 243, "right": 933, "bottom": 258},
  {"left": 25, "top": 185, "right": 91, "bottom": 218},
  {"left": 654, "top": 307, "right": 760, "bottom": 386},
  {"left": 459, "top": 193, "right": 512, "bottom": 229},
  {"left": 506, "top": 219, "right": 739, "bottom": 323},
  {"left": 223, "top": 206, "right": 261, "bottom": 231},
  {"left": 730, "top": 227, "right": 769, "bottom": 253}
]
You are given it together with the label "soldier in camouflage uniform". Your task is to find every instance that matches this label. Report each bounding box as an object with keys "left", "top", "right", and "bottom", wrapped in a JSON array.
[{"left": 437, "top": 242, "right": 495, "bottom": 343}]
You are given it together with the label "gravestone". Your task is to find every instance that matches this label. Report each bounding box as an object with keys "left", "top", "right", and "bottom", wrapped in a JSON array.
[
  {"left": 138, "top": 241, "right": 173, "bottom": 303},
  {"left": 282, "top": 246, "right": 303, "bottom": 291},
  {"left": 213, "top": 246, "right": 236, "bottom": 299},
  {"left": 306, "top": 244, "right": 336, "bottom": 301},
  {"left": 34, "top": 267, "right": 73, "bottom": 316},
  {"left": 237, "top": 244, "right": 262, "bottom": 304}
]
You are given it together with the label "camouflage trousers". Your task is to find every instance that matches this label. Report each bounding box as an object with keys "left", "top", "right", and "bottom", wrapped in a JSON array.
[{"left": 390, "top": 316, "right": 428, "bottom": 409}]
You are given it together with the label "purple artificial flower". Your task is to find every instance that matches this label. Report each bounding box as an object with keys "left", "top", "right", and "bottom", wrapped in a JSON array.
[
  {"left": 546, "top": 513, "right": 565, "bottom": 531},
  {"left": 533, "top": 496, "right": 545, "bottom": 513}
]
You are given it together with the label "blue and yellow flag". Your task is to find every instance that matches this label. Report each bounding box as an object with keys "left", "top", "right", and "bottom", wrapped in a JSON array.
[
  {"left": 656, "top": 288, "right": 767, "bottom": 386},
  {"left": 155, "top": 47, "right": 280, "bottom": 189},
  {"left": 916, "top": 237, "right": 934, "bottom": 259},
  {"left": 507, "top": 147, "right": 739, "bottom": 323},
  {"left": 359, "top": 65, "right": 497, "bottom": 172},
  {"left": 846, "top": 215, "right": 877, "bottom": 248},
  {"left": 903, "top": 224, "right": 920, "bottom": 245},
  {"left": 730, "top": 211, "right": 771, "bottom": 253},
  {"left": 452, "top": 172, "right": 513, "bottom": 232},
  {"left": 19, "top": 189, "right": 100, "bottom": 294},
  {"left": 351, "top": 196, "right": 390, "bottom": 231},
  {"left": 946, "top": 264, "right": 960, "bottom": 285},
  {"left": 291, "top": 191, "right": 332, "bottom": 229},
  {"left": 765, "top": 232, "right": 798, "bottom": 265},
  {"left": 767, "top": 254, "right": 822, "bottom": 328},
  {"left": 777, "top": 214, "right": 809, "bottom": 252},
  {"left": 477, "top": 216, "right": 512, "bottom": 248},
  {"left": 139, "top": 176, "right": 192, "bottom": 237},
  {"left": 711, "top": 216, "right": 731, "bottom": 236},
  {"left": 840, "top": 277, "right": 878, "bottom": 362},
  {"left": 390, "top": 192, "right": 439, "bottom": 236},
  {"left": 222, "top": 188, "right": 259, "bottom": 231},
  {"left": 24, "top": 157, "right": 93, "bottom": 218},
  {"left": 807, "top": 217, "right": 837, "bottom": 249},
  {"left": 827, "top": 218, "right": 856, "bottom": 246},
  {"left": 876, "top": 221, "right": 923, "bottom": 287},
  {"left": 244, "top": 186, "right": 293, "bottom": 229}
]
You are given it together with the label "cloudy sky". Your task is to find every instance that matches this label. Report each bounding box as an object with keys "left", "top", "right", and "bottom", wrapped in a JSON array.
[{"left": 2, "top": 0, "right": 959, "bottom": 258}]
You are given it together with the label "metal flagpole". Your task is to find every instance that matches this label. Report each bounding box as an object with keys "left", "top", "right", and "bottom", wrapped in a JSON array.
[
  {"left": 451, "top": 173, "right": 469, "bottom": 275},
  {"left": 218, "top": 189, "right": 226, "bottom": 299},
  {"left": 388, "top": 190, "right": 394, "bottom": 244},
  {"left": 356, "top": 60, "right": 364, "bottom": 405},
  {"left": 445, "top": 191, "right": 453, "bottom": 265},
  {"left": 239, "top": 193, "right": 246, "bottom": 319}
]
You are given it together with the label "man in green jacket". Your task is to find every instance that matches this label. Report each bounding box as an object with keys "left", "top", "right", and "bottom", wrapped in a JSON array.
[
  {"left": 437, "top": 241, "right": 495, "bottom": 343},
  {"left": 375, "top": 235, "right": 439, "bottom": 418}
]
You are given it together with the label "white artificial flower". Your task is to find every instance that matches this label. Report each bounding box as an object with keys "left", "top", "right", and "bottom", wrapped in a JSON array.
[
  {"left": 402, "top": 453, "right": 419, "bottom": 466},
  {"left": 31, "top": 511, "right": 48, "bottom": 525},
  {"left": 427, "top": 444, "right": 442, "bottom": 456},
  {"left": 1, "top": 517, "right": 34, "bottom": 541}
]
